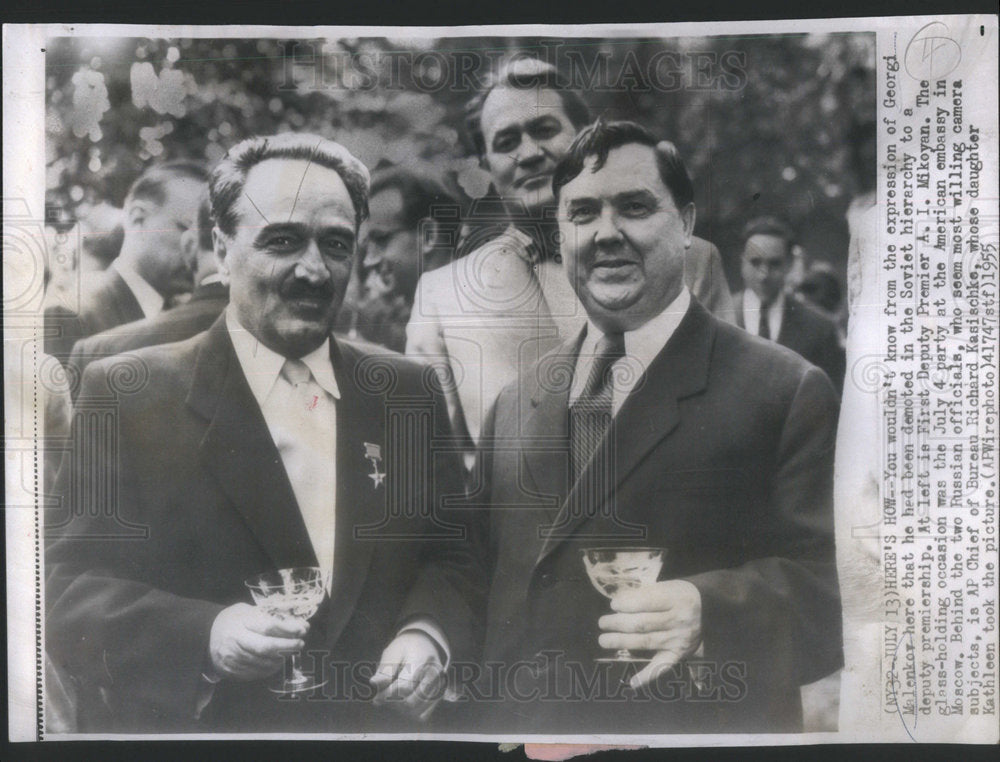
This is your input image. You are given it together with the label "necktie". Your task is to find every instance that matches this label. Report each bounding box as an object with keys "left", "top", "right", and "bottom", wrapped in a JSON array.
[
  {"left": 270, "top": 358, "right": 337, "bottom": 589},
  {"left": 758, "top": 302, "right": 771, "bottom": 340},
  {"left": 569, "top": 332, "right": 626, "bottom": 480}
]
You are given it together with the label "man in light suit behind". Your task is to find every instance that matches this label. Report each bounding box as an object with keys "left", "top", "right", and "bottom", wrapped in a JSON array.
[
  {"left": 406, "top": 57, "right": 735, "bottom": 455},
  {"left": 46, "top": 134, "right": 479, "bottom": 732},
  {"left": 469, "top": 121, "right": 842, "bottom": 733}
]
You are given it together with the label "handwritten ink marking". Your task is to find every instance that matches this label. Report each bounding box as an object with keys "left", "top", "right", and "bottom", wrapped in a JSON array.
[
  {"left": 904, "top": 22, "right": 962, "bottom": 81},
  {"left": 890, "top": 632, "right": 918, "bottom": 742}
]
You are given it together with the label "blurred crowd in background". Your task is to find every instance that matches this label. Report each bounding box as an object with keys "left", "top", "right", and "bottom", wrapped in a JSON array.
[{"left": 43, "top": 34, "right": 874, "bottom": 362}]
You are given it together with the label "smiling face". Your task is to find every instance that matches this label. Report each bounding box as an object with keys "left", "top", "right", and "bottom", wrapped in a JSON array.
[
  {"left": 480, "top": 86, "right": 579, "bottom": 215},
  {"left": 557, "top": 143, "right": 695, "bottom": 333},
  {"left": 216, "top": 158, "right": 357, "bottom": 358}
]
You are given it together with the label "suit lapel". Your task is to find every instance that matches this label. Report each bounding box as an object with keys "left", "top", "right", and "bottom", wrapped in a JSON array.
[
  {"left": 322, "top": 339, "right": 382, "bottom": 646},
  {"left": 107, "top": 269, "right": 146, "bottom": 325},
  {"left": 534, "top": 301, "right": 716, "bottom": 567},
  {"left": 519, "top": 331, "right": 584, "bottom": 529},
  {"left": 188, "top": 317, "right": 317, "bottom": 571},
  {"left": 777, "top": 296, "right": 801, "bottom": 350},
  {"left": 733, "top": 291, "right": 746, "bottom": 330}
]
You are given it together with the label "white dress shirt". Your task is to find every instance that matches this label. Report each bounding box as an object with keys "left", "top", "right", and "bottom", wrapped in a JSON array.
[
  {"left": 111, "top": 259, "right": 165, "bottom": 318},
  {"left": 223, "top": 307, "right": 449, "bottom": 668},
  {"left": 741, "top": 289, "right": 785, "bottom": 341},
  {"left": 226, "top": 306, "right": 339, "bottom": 586},
  {"left": 569, "top": 288, "right": 691, "bottom": 416}
]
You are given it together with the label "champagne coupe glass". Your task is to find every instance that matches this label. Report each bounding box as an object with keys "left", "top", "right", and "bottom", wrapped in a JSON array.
[
  {"left": 245, "top": 567, "right": 330, "bottom": 694},
  {"left": 581, "top": 547, "right": 666, "bottom": 662}
]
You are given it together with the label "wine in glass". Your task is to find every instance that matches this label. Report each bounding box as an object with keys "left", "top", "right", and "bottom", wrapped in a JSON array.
[
  {"left": 245, "top": 566, "right": 330, "bottom": 694},
  {"left": 581, "top": 547, "right": 665, "bottom": 662}
]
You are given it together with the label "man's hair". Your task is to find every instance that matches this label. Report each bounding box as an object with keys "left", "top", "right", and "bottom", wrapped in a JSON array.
[
  {"left": 210, "top": 133, "right": 371, "bottom": 237},
  {"left": 369, "top": 164, "right": 459, "bottom": 229},
  {"left": 124, "top": 160, "right": 209, "bottom": 208},
  {"left": 551, "top": 119, "right": 694, "bottom": 209},
  {"left": 465, "top": 56, "right": 591, "bottom": 159},
  {"left": 740, "top": 216, "right": 795, "bottom": 258}
]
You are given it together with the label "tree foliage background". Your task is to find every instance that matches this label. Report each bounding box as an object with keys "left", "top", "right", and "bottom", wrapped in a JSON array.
[{"left": 46, "top": 33, "right": 875, "bottom": 288}]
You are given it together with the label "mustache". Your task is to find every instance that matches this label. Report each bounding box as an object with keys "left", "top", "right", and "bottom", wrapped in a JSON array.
[{"left": 282, "top": 280, "right": 337, "bottom": 301}]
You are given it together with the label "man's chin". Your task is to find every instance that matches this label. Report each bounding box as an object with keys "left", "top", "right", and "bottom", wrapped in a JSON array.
[
  {"left": 509, "top": 187, "right": 555, "bottom": 216},
  {"left": 269, "top": 319, "right": 334, "bottom": 357}
]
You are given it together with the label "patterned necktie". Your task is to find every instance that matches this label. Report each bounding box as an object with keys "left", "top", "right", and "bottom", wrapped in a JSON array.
[
  {"left": 758, "top": 302, "right": 771, "bottom": 340},
  {"left": 272, "top": 358, "right": 336, "bottom": 589},
  {"left": 569, "top": 332, "right": 626, "bottom": 480}
]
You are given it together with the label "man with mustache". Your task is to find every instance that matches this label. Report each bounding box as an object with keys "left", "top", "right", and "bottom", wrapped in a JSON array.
[
  {"left": 469, "top": 120, "right": 842, "bottom": 733},
  {"left": 406, "top": 57, "right": 734, "bottom": 458},
  {"left": 46, "top": 134, "right": 478, "bottom": 732}
]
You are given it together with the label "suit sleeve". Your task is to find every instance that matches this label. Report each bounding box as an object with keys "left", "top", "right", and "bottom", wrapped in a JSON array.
[
  {"left": 45, "top": 362, "right": 225, "bottom": 723},
  {"left": 683, "top": 366, "right": 843, "bottom": 686},
  {"left": 689, "top": 243, "right": 737, "bottom": 325},
  {"left": 44, "top": 303, "right": 86, "bottom": 368},
  {"left": 405, "top": 273, "right": 445, "bottom": 358},
  {"left": 394, "top": 374, "right": 488, "bottom": 666}
]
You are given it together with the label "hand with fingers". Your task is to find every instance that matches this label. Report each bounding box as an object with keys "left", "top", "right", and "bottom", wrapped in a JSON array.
[
  {"left": 370, "top": 630, "right": 447, "bottom": 721},
  {"left": 598, "top": 579, "right": 703, "bottom": 690},
  {"left": 208, "top": 602, "right": 308, "bottom": 681}
]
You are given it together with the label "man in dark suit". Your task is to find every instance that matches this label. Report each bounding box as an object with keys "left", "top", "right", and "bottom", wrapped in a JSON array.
[
  {"left": 733, "top": 216, "right": 846, "bottom": 393},
  {"left": 46, "top": 134, "right": 478, "bottom": 732},
  {"left": 406, "top": 57, "right": 736, "bottom": 458},
  {"left": 468, "top": 121, "right": 842, "bottom": 733},
  {"left": 67, "top": 193, "right": 229, "bottom": 391},
  {"left": 44, "top": 161, "right": 208, "bottom": 366}
]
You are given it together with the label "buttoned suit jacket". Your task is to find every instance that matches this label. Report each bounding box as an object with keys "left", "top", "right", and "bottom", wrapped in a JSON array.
[
  {"left": 469, "top": 300, "right": 843, "bottom": 733},
  {"left": 67, "top": 281, "right": 229, "bottom": 397},
  {"left": 734, "top": 291, "right": 846, "bottom": 394},
  {"left": 45, "top": 316, "right": 479, "bottom": 732},
  {"left": 43, "top": 267, "right": 146, "bottom": 366},
  {"left": 406, "top": 232, "right": 735, "bottom": 445}
]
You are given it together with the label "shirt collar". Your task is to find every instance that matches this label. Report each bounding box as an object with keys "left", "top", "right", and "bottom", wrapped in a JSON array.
[
  {"left": 743, "top": 288, "right": 785, "bottom": 315},
  {"left": 225, "top": 305, "right": 340, "bottom": 406},
  {"left": 580, "top": 287, "right": 692, "bottom": 369},
  {"left": 111, "top": 259, "right": 164, "bottom": 318}
]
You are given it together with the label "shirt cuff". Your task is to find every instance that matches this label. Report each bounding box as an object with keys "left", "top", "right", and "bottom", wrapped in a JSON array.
[
  {"left": 195, "top": 671, "right": 220, "bottom": 720},
  {"left": 398, "top": 618, "right": 451, "bottom": 668}
]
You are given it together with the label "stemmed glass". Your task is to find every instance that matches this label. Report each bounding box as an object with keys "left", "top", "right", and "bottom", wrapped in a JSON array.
[
  {"left": 580, "top": 547, "right": 666, "bottom": 662},
  {"left": 245, "top": 566, "right": 330, "bottom": 694}
]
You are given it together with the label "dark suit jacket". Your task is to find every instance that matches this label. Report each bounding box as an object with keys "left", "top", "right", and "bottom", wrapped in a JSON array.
[
  {"left": 468, "top": 300, "right": 842, "bottom": 734},
  {"left": 45, "top": 317, "right": 479, "bottom": 732},
  {"left": 67, "top": 281, "right": 229, "bottom": 396},
  {"left": 734, "top": 291, "right": 846, "bottom": 394},
  {"left": 44, "top": 268, "right": 145, "bottom": 366}
]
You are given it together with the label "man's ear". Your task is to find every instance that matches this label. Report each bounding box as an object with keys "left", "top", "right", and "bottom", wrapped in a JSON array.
[
  {"left": 212, "top": 227, "right": 230, "bottom": 285},
  {"left": 418, "top": 217, "right": 450, "bottom": 273},
  {"left": 126, "top": 199, "right": 149, "bottom": 228},
  {"left": 180, "top": 229, "right": 198, "bottom": 274},
  {"left": 681, "top": 203, "right": 696, "bottom": 248}
]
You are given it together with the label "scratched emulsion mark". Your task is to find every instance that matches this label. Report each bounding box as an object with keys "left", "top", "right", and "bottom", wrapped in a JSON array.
[
  {"left": 890, "top": 631, "right": 919, "bottom": 742},
  {"left": 904, "top": 22, "right": 962, "bottom": 82}
]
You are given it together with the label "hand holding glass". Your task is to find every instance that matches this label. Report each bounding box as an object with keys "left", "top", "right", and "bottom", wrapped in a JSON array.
[
  {"left": 581, "top": 547, "right": 665, "bottom": 662},
  {"left": 245, "top": 567, "right": 329, "bottom": 694}
]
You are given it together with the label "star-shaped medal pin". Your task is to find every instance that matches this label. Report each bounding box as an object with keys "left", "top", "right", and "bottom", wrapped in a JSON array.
[{"left": 364, "top": 442, "right": 386, "bottom": 489}]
